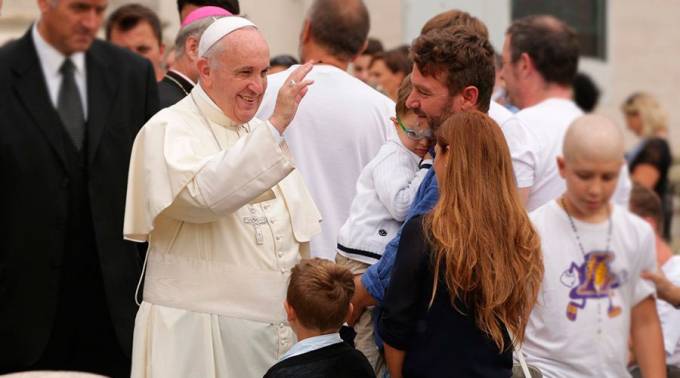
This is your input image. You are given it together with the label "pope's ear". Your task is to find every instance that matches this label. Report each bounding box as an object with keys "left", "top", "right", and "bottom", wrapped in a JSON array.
[{"left": 196, "top": 57, "right": 210, "bottom": 84}]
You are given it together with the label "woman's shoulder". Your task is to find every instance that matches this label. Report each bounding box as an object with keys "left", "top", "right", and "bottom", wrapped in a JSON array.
[{"left": 639, "top": 137, "right": 672, "bottom": 165}]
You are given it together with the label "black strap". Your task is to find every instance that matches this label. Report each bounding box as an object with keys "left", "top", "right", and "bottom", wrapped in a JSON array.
[{"left": 337, "top": 243, "right": 382, "bottom": 260}]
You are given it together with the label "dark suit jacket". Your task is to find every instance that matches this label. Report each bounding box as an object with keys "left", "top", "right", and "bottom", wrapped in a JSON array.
[
  {"left": 158, "top": 69, "right": 194, "bottom": 109},
  {"left": 0, "top": 29, "right": 158, "bottom": 369}
]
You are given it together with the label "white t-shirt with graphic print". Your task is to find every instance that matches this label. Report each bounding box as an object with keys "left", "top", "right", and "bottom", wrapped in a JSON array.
[{"left": 523, "top": 200, "right": 656, "bottom": 378}]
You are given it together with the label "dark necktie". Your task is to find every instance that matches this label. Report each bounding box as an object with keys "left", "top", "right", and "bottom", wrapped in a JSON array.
[{"left": 57, "top": 58, "right": 85, "bottom": 149}]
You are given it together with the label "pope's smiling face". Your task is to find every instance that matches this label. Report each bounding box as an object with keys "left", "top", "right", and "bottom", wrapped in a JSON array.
[{"left": 201, "top": 28, "right": 270, "bottom": 124}]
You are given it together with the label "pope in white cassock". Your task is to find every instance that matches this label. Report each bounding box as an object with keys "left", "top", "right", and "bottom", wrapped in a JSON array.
[{"left": 123, "top": 16, "right": 321, "bottom": 378}]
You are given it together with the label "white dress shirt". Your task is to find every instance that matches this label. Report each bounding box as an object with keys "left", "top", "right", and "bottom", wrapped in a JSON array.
[{"left": 31, "top": 21, "right": 88, "bottom": 118}]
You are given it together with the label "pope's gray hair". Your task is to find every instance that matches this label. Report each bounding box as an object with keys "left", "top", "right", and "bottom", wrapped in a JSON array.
[{"left": 203, "top": 25, "right": 258, "bottom": 70}]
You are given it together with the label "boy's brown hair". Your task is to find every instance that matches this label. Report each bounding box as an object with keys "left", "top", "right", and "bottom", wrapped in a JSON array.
[
  {"left": 395, "top": 74, "right": 413, "bottom": 118},
  {"left": 287, "top": 259, "right": 355, "bottom": 331}
]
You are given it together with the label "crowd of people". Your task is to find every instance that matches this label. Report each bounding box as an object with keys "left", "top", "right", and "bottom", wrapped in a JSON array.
[{"left": 0, "top": 0, "right": 679, "bottom": 377}]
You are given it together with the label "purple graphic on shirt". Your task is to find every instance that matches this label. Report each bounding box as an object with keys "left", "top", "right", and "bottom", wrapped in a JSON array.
[{"left": 560, "top": 250, "right": 624, "bottom": 321}]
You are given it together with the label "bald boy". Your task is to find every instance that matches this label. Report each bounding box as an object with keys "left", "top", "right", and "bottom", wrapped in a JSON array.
[
  {"left": 558, "top": 114, "right": 626, "bottom": 219},
  {"left": 561, "top": 114, "right": 624, "bottom": 169},
  {"left": 523, "top": 114, "right": 666, "bottom": 377},
  {"left": 562, "top": 114, "right": 624, "bottom": 164}
]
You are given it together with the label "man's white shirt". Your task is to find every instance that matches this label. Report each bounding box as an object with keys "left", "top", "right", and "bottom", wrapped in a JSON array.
[
  {"left": 257, "top": 64, "right": 396, "bottom": 260},
  {"left": 508, "top": 98, "right": 631, "bottom": 211},
  {"left": 31, "top": 22, "right": 88, "bottom": 117}
]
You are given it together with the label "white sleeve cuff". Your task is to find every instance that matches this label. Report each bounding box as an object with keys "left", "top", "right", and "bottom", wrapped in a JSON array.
[{"left": 266, "top": 120, "right": 284, "bottom": 144}]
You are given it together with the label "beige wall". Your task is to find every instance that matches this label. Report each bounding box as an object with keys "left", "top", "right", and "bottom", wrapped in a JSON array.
[{"left": 601, "top": 0, "right": 680, "bottom": 151}]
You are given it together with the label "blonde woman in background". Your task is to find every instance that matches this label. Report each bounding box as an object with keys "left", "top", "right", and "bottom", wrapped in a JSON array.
[{"left": 622, "top": 92, "right": 673, "bottom": 239}]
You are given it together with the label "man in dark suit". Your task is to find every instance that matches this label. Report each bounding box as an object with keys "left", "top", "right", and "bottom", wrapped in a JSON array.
[{"left": 0, "top": 0, "right": 158, "bottom": 376}]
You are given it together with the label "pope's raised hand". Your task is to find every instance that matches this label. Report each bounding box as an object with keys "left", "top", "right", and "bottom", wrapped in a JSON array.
[{"left": 269, "top": 61, "right": 314, "bottom": 134}]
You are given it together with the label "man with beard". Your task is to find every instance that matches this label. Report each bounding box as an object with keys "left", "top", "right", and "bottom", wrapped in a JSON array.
[{"left": 351, "top": 20, "right": 531, "bottom": 341}]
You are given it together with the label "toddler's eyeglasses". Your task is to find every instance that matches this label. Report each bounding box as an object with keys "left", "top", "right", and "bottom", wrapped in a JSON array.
[{"left": 397, "top": 116, "right": 433, "bottom": 141}]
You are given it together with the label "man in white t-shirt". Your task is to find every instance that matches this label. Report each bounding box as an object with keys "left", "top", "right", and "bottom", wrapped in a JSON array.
[
  {"left": 525, "top": 115, "right": 664, "bottom": 378},
  {"left": 257, "top": 0, "right": 395, "bottom": 260},
  {"left": 501, "top": 15, "right": 631, "bottom": 211}
]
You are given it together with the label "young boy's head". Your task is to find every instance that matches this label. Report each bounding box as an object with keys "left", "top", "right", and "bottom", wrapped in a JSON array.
[
  {"left": 629, "top": 183, "right": 663, "bottom": 235},
  {"left": 557, "top": 114, "right": 624, "bottom": 218},
  {"left": 392, "top": 75, "right": 432, "bottom": 158},
  {"left": 285, "top": 259, "right": 354, "bottom": 336}
]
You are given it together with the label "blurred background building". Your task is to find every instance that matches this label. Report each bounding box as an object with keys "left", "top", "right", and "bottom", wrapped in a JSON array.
[{"left": 3, "top": 0, "right": 677, "bottom": 151}]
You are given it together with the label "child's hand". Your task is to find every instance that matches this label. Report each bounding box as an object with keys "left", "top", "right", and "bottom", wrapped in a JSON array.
[{"left": 641, "top": 270, "right": 680, "bottom": 306}]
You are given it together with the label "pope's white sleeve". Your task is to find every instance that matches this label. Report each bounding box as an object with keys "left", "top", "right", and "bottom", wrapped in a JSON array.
[{"left": 162, "top": 123, "right": 294, "bottom": 223}]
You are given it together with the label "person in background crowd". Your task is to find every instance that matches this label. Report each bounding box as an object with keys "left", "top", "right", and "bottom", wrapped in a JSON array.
[
  {"left": 572, "top": 71, "right": 600, "bottom": 113},
  {"left": 258, "top": 0, "right": 396, "bottom": 263},
  {"left": 177, "top": 0, "right": 239, "bottom": 21},
  {"left": 368, "top": 45, "right": 411, "bottom": 101},
  {"left": 158, "top": 6, "right": 229, "bottom": 108},
  {"left": 264, "top": 259, "right": 375, "bottom": 378},
  {"left": 492, "top": 53, "right": 519, "bottom": 112},
  {"left": 0, "top": 0, "right": 158, "bottom": 376},
  {"left": 524, "top": 114, "right": 665, "bottom": 378},
  {"left": 270, "top": 54, "right": 299, "bottom": 74},
  {"left": 380, "top": 111, "right": 543, "bottom": 377},
  {"left": 353, "top": 37, "right": 384, "bottom": 84},
  {"left": 622, "top": 91, "right": 673, "bottom": 240},
  {"left": 106, "top": 3, "right": 165, "bottom": 81},
  {"left": 500, "top": 15, "right": 632, "bottom": 211},
  {"left": 164, "top": 49, "right": 176, "bottom": 71},
  {"left": 629, "top": 184, "right": 680, "bottom": 377}
]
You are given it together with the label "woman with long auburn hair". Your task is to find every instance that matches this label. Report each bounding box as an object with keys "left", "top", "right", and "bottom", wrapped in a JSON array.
[{"left": 378, "top": 111, "right": 544, "bottom": 377}]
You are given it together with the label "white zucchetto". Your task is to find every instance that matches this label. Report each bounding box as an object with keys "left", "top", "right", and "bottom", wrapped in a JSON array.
[{"left": 198, "top": 16, "right": 257, "bottom": 57}]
